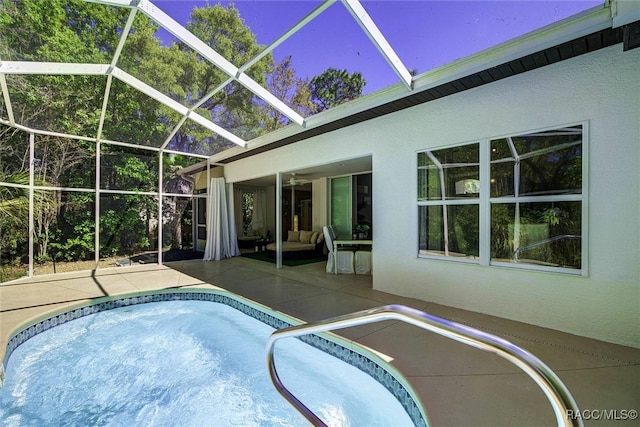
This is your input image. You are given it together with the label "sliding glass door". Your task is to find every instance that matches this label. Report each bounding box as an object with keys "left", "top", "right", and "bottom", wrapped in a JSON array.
[
  {"left": 330, "top": 176, "right": 352, "bottom": 239},
  {"left": 330, "top": 173, "right": 373, "bottom": 240}
]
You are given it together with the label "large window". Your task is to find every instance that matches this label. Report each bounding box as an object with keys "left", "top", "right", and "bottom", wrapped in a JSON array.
[{"left": 418, "top": 124, "right": 585, "bottom": 274}]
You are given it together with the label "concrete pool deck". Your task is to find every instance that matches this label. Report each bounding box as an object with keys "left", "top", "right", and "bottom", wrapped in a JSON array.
[{"left": 1, "top": 257, "right": 638, "bottom": 426}]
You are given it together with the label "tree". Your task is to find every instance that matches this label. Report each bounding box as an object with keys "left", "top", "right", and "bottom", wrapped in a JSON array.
[
  {"left": 309, "top": 68, "right": 366, "bottom": 112},
  {"left": 262, "top": 55, "right": 317, "bottom": 131},
  {"left": 162, "top": 155, "right": 195, "bottom": 251},
  {"left": 3, "top": 0, "right": 374, "bottom": 267},
  {"left": 0, "top": 0, "right": 170, "bottom": 261},
  {"left": 0, "top": 171, "right": 30, "bottom": 228},
  {"left": 170, "top": 3, "right": 273, "bottom": 153}
]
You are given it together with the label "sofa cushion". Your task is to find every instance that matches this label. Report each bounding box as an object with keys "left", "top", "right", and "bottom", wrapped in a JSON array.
[
  {"left": 266, "top": 242, "right": 316, "bottom": 252},
  {"left": 309, "top": 231, "right": 320, "bottom": 244},
  {"left": 299, "top": 230, "right": 313, "bottom": 244},
  {"left": 287, "top": 230, "right": 300, "bottom": 242}
]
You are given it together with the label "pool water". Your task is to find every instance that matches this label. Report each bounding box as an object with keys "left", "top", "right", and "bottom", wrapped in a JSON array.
[{"left": 0, "top": 300, "right": 414, "bottom": 426}]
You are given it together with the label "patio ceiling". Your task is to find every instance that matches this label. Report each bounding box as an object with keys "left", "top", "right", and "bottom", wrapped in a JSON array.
[{"left": 234, "top": 155, "right": 373, "bottom": 188}]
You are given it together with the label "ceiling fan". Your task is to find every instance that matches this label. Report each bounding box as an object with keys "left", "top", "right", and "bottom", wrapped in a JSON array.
[{"left": 284, "top": 173, "right": 310, "bottom": 187}]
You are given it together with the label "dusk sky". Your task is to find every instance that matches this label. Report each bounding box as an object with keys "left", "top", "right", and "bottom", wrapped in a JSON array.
[{"left": 153, "top": 0, "right": 603, "bottom": 94}]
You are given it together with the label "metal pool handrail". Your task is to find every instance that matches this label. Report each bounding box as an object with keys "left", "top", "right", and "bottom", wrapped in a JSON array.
[{"left": 266, "top": 304, "right": 583, "bottom": 427}]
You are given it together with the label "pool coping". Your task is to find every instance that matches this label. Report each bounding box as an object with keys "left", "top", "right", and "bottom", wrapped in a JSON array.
[{"left": 1, "top": 287, "right": 429, "bottom": 427}]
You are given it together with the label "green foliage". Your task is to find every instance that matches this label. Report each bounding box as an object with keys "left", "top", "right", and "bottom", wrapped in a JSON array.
[
  {"left": 100, "top": 194, "right": 155, "bottom": 257},
  {"left": 0, "top": 171, "right": 30, "bottom": 226},
  {"left": 171, "top": 3, "right": 273, "bottom": 150},
  {"left": 48, "top": 192, "right": 95, "bottom": 262},
  {"left": 242, "top": 192, "right": 254, "bottom": 236},
  {"left": 309, "top": 68, "right": 366, "bottom": 111},
  {"left": 0, "top": 0, "right": 371, "bottom": 270},
  {"left": 263, "top": 56, "right": 317, "bottom": 131}
]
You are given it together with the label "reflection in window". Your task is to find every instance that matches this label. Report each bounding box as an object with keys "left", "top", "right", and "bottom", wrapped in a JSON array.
[
  {"left": 419, "top": 205, "right": 479, "bottom": 258},
  {"left": 418, "top": 143, "right": 480, "bottom": 259},
  {"left": 417, "top": 124, "right": 584, "bottom": 272},
  {"left": 491, "top": 126, "right": 582, "bottom": 197},
  {"left": 418, "top": 143, "right": 479, "bottom": 201},
  {"left": 491, "top": 202, "right": 581, "bottom": 268}
]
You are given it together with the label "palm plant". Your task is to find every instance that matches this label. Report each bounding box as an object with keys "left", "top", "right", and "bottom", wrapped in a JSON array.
[
  {"left": 0, "top": 170, "right": 32, "bottom": 281},
  {"left": 1, "top": 171, "right": 53, "bottom": 264},
  {"left": 0, "top": 171, "right": 31, "bottom": 227}
]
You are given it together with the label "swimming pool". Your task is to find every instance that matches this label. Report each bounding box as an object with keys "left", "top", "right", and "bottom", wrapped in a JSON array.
[{"left": 0, "top": 290, "right": 427, "bottom": 426}]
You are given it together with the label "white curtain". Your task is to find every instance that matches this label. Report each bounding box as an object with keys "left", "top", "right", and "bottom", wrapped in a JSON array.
[
  {"left": 203, "top": 178, "right": 240, "bottom": 261},
  {"left": 251, "top": 188, "right": 266, "bottom": 231}
]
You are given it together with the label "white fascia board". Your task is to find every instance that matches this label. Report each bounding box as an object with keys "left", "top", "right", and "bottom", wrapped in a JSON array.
[
  {"left": 306, "top": 6, "right": 613, "bottom": 121},
  {"left": 0, "top": 62, "right": 110, "bottom": 75},
  {"left": 0, "top": 73, "right": 15, "bottom": 124},
  {"left": 205, "top": 83, "right": 406, "bottom": 164},
  {"left": 304, "top": 83, "right": 404, "bottom": 126},
  {"left": 207, "top": 145, "right": 247, "bottom": 163},
  {"left": 611, "top": 0, "right": 640, "bottom": 27},
  {"left": 207, "top": 115, "right": 311, "bottom": 163},
  {"left": 341, "top": 0, "right": 413, "bottom": 89},
  {"left": 412, "top": 4, "right": 613, "bottom": 92}
]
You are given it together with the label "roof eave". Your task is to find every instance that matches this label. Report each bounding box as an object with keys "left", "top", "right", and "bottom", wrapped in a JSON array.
[{"left": 208, "top": 3, "right": 616, "bottom": 165}]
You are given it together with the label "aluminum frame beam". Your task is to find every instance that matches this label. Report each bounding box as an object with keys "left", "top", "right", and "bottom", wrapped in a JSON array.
[
  {"left": 112, "top": 68, "right": 247, "bottom": 147},
  {"left": 0, "top": 73, "right": 15, "bottom": 125},
  {"left": 0, "top": 61, "right": 246, "bottom": 148},
  {"left": 134, "top": 0, "right": 305, "bottom": 127},
  {"left": 0, "top": 62, "right": 110, "bottom": 75},
  {"left": 341, "top": 0, "right": 413, "bottom": 89}
]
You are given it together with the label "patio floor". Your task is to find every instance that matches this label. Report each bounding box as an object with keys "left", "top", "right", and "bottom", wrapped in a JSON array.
[{"left": 1, "top": 257, "right": 638, "bottom": 426}]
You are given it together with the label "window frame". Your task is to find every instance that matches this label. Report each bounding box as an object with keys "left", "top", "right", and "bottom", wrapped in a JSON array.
[{"left": 417, "top": 122, "right": 588, "bottom": 276}]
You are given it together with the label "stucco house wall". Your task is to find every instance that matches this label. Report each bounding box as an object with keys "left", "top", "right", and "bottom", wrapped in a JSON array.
[{"left": 223, "top": 44, "right": 639, "bottom": 347}]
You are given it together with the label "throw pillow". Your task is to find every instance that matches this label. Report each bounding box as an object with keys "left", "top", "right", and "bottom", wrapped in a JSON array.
[
  {"left": 287, "top": 230, "right": 300, "bottom": 242},
  {"left": 309, "top": 231, "right": 320, "bottom": 244},
  {"left": 300, "top": 230, "right": 313, "bottom": 244}
]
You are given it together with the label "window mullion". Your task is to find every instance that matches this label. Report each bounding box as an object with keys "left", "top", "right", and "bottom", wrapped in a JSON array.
[{"left": 479, "top": 139, "right": 490, "bottom": 266}]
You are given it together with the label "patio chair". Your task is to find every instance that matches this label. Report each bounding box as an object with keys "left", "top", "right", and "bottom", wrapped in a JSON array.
[
  {"left": 355, "top": 249, "right": 372, "bottom": 274},
  {"left": 323, "top": 225, "right": 355, "bottom": 274}
]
